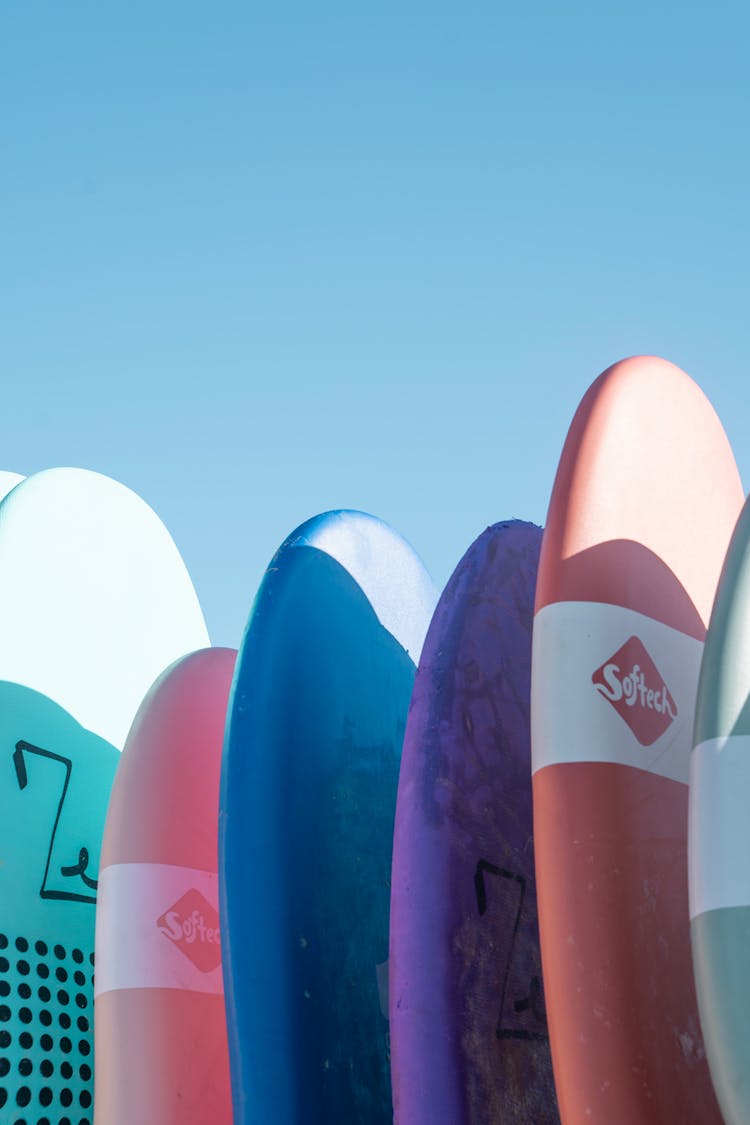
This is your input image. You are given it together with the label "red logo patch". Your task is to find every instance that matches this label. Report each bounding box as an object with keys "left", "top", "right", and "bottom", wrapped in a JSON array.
[
  {"left": 592, "top": 635, "right": 677, "bottom": 747},
  {"left": 156, "top": 889, "right": 222, "bottom": 973}
]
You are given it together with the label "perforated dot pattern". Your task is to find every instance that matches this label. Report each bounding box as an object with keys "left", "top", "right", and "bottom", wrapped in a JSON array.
[{"left": 0, "top": 932, "right": 93, "bottom": 1125}]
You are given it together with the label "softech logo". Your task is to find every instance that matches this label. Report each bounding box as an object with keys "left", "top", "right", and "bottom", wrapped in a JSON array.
[
  {"left": 592, "top": 635, "right": 677, "bottom": 747},
  {"left": 157, "top": 888, "right": 222, "bottom": 973}
]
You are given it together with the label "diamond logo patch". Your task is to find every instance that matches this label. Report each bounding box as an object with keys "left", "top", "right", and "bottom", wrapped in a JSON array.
[
  {"left": 592, "top": 635, "right": 677, "bottom": 747},
  {"left": 156, "top": 888, "right": 222, "bottom": 973}
]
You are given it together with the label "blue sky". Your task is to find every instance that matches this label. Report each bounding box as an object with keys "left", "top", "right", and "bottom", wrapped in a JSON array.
[{"left": 2, "top": 1, "right": 748, "bottom": 646}]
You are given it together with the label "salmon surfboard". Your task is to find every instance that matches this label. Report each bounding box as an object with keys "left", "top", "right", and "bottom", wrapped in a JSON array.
[
  {"left": 219, "top": 509, "right": 436, "bottom": 1124},
  {"left": 531, "top": 356, "right": 743, "bottom": 1123},
  {"left": 690, "top": 492, "right": 750, "bottom": 1125},
  {"left": 390, "top": 520, "right": 559, "bottom": 1124},
  {"left": 0, "top": 468, "right": 208, "bottom": 1121},
  {"left": 95, "top": 648, "right": 236, "bottom": 1125}
]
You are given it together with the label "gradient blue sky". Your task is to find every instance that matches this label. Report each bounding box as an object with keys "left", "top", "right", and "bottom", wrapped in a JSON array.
[{"left": 2, "top": 2, "right": 748, "bottom": 646}]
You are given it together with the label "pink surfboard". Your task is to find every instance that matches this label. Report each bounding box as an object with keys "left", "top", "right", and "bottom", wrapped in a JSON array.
[
  {"left": 94, "top": 647, "right": 236, "bottom": 1124},
  {"left": 531, "top": 356, "right": 743, "bottom": 1123}
]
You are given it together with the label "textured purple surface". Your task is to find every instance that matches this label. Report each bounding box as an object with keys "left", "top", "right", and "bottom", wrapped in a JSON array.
[{"left": 389, "top": 521, "right": 559, "bottom": 1124}]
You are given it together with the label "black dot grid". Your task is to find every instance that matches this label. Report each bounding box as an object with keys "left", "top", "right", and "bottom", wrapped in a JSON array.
[{"left": 0, "top": 932, "right": 93, "bottom": 1125}]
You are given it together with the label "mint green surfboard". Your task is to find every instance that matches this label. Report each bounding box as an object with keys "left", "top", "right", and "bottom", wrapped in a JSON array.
[{"left": 690, "top": 493, "right": 750, "bottom": 1125}]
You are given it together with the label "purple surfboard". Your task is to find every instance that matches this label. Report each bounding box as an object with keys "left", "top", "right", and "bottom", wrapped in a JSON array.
[{"left": 389, "top": 520, "right": 558, "bottom": 1123}]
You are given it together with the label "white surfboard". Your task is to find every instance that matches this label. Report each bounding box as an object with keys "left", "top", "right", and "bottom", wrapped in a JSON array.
[{"left": 0, "top": 467, "right": 209, "bottom": 747}]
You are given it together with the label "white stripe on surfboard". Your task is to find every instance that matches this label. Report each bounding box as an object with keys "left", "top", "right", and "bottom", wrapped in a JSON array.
[
  {"left": 689, "top": 735, "right": 750, "bottom": 920},
  {"left": 532, "top": 601, "right": 702, "bottom": 784},
  {"left": 95, "top": 863, "right": 224, "bottom": 997}
]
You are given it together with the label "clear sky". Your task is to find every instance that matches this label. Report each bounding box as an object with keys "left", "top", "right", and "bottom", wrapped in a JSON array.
[{"left": 2, "top": 1, "right": 748, "bottom": 647}]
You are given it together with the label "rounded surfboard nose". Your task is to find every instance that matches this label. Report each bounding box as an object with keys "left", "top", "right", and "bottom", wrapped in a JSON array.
[
  {"left": 531, "top": 356, "right": 743, "bottom": 1124},
  {"left": 220, "top": 509, "right": 436, "bottom": 1124},
  {"left": 390, "top": 520, "right": 559, "bottom": 1124},
  {"left": 690, "top": 494, "right": 750, "bottom": 1125},
  {"left": 0, "top": 468, "right": 209, "bottom": 748},
  {"left": 0, "top": 467, "right": 209, "bottom": 1119},
  {"left": 95, "top": 647, "right": 236, "bottom": 1125}
]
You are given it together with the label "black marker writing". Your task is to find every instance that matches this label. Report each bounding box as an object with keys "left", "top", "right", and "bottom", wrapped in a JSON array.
[
  {"left": 474, "top": 858, "right": 547, "bottom": 1042},
  {"left": 61, "top": 847, "right": 98, "bottom": 891},
  {"left": 13, "top": 739, "right": 97, "bottom": 904}
]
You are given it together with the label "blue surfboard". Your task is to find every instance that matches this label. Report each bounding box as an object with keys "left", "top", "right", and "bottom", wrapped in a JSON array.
[{"left": 219, "top": 510, "right": 436, "bottom": 1124}]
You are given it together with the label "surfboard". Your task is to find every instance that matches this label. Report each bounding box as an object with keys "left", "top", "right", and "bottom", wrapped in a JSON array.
[
  {"left": 390, "top": 520, "right": 559, "bottom": 1124},
  {"left": 0, "top": 468, "right": 209, "bottom": 1122},
  {"left": 219, "top": 509, "right": 436, "bottom": 1124},
  {"left": 95, "top": 647, "right": 236, "bottom": 1125},
  {"left": 531, "top": 355, "right": 743, "bottom": 1123},
  {"left": 690, "top": 492, "right": 750, "bottom": 1125}
]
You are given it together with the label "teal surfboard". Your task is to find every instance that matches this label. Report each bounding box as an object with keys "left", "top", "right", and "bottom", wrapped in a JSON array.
[
  {"left": 0, "top": 687, "right": 116, "bottom": 1123},
  {"left": 690, "top": 493, "right": 750, "bottom": 1125},
  {"left": 0, "top": 468, "right": 208, "bottom": 1121},
  {"left": 219, "top": 510, "right": 436, "bottom": 1124}
]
